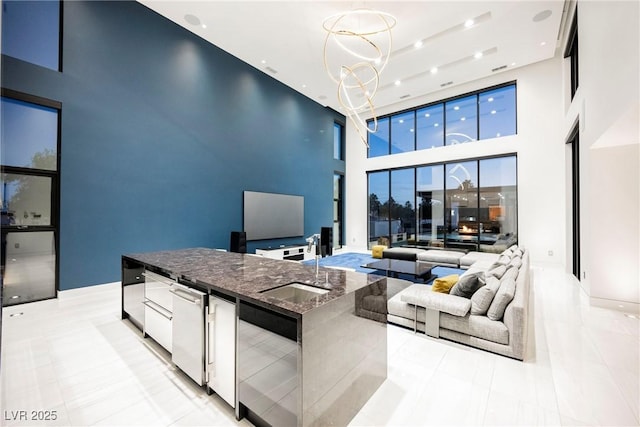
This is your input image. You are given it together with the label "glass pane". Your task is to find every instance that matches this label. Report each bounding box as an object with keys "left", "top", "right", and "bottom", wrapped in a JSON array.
[
  {"left": 2, "top": 231, "right": 56, "bottom": 305},
  {"left": 368, "top": 171, "right": 389, "bottom": 249},
  {"left": 417, "top": 165, "right": 444, "bottom": 246},
  {"left": 1, "top": 97, "right": 58, "bottom": 171},
  {"left": 445, "top": 95, "right": 478, "bottom": 145},
  {"left": 390, "top": 169, "right": 415, "bottom": 246},
  {"left": 333, "top": 122, "right": 343, "bottom": 160},
  {"left": 367, "top": 117, "right": 389, "bottom": 158},
  {"left": 446, "top": 161, "right": 478, "bottom": 250},
  {"left": 416, "top": 104, "right": 444, "bottom": 150},
  {"left": 390, "top": 111, "right": 415, "bottom": 154},
  {"left": 1, "top": 0, "right": 60, "bottom": 71},
  {"left": 1, "top": 173, "right": 52, "bottom": 226},
  {"left": 479, "top": 85, "right": 516, "bottom": 140},
  {"left": 479, "top": 156, "right": 518, "bottom": 252}
]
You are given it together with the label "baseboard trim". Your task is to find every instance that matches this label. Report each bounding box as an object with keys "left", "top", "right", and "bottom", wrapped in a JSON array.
[{"left": 589, "top": 296, "right": 640, "bottom": 315}]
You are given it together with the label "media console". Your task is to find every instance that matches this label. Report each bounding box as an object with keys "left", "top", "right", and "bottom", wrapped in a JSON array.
[{"left": 255, "top": 243, "right": 315, "bottom": 261}]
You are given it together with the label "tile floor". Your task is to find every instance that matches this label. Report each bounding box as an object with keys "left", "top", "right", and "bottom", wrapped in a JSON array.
[{"left": 1, "top": 265, "right": 638, "bottom": 426}]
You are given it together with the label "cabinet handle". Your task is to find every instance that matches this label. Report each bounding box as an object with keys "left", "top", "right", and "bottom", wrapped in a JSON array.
[
  {"left": 143, "top": 300, "right": 172, "bottom": 320},
  {"left": 169, "top": 288, "right": 201, "bottom": 305}
]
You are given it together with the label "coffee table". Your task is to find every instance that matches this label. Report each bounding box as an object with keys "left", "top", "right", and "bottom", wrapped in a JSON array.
[{"left": 362, "top": 259, "right": 437, "bottom": 282}]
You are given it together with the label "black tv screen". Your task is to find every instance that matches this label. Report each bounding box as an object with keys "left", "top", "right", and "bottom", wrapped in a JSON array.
[{"left": 243, "top": 191, "right": 304, "bottom": 241}]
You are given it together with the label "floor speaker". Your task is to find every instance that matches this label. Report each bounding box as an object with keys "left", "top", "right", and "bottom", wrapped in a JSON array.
[
  {"left": 321, "top": 227, "right": 333, "bottom": 257},
  {"left": 230, "top": 231, "right": 247, "bottom": 253}
]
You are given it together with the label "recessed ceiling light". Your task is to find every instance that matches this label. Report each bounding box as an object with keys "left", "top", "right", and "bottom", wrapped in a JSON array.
[
  {"left": 434, "top": 123, "right": 439, "bottom": 127},
  {"left": 460, "top": 117, "right": 466, "bottom": 121},
  {"left": 496, "top": 133, "right": 501, "bottom": 137},
  {"left": 201, "top": 24, "right": 207, "bottom": 29},
  {"left": 261, "top": 59, "right": 267, "bottom": 64},
  {"left": 399, "top": 119, "right": 404, "bottom": 124},
  {"left": 424, "top": 113, "right": 430, "bottom": 118},
  {"left": 394, "top": 80, "right": 401, "bottom": 86},
  {"left": 430, "top": 67, "right": 438, "bottom": 74},
  {"left": 533, "top": 9, "right": 553, "bottom": 22},
  {"left": 410, "top": 128, "right": 414, "bottom": 133},
  {"left": 511, "top": 62, "right": 516, "bottom": 66},
  {"left": 464, "top": 19, "right": 474, "bottom": 28},
  {"left": 302, "top": 84, "right": 307, "bottom": 88},
  {"left": 474, "top": 51, "right": 483, "bottom": 59},
  {"left": 540, "top": 41, "right": 547, "bottom": 46},
  {"left": 491, "top": 110, "right": 497, "bottom": 114},
  {"left": 488, "top": 97, "right": 494, "bottom": 102},
  {"left": 414, "top": 40, "right": 423, "bottom": 48},
  {"left": 10, "top": 295, "right": 19, "bottom": 299},
  {"left": 454, "top": 106, "right": 460, "bottom": 110},
  {"left": 184, "top": 14, "right": 201, "bottom": 26}
]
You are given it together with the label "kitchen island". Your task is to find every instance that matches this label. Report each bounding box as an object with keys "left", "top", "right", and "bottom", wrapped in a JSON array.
[{"left": 121, "top": 248, "right": 387, "bottom": 427}]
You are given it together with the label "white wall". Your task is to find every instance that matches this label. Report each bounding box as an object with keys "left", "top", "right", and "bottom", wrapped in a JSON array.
[
  {"left": 562, "top": 1, "right": 640, "bottom": 307},
  {"left": 345, "top": 56, "right": 566, "bottom": 266}
]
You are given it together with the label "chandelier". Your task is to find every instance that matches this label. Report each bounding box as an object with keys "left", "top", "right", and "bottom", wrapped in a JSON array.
[{"left": 323, "top": 9, "right": 396, "bottom": 147}]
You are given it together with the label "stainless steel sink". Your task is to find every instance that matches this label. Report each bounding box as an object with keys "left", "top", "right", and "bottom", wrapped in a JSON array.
[{"left": 260, "top": 282, "right": 329, "bottom": 303}]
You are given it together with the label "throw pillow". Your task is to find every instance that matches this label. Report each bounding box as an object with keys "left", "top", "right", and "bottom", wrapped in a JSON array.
[
  {"left": 486, "top": 264, "right": 509, "bottom": 280},
  {"left": 450, "top": 272, "right": 484, "bottom": 298},
  {"left": 496, "top": 255, "right": 511, "bottom": 265},
  {"left": 509, "top": 256, "right": 522, "bottom": 270},
  {"left": 487, "top": 276, "right": 517, "bottom": 320},
  {"left": 431, "top": 274, "right": 459, "bottom": 293},
  {"left": 470, "top": 276, "right": 501, "bottom": 315},
  {"left": 513, "top": 248, "right": 524, "bottom": 258},
  {"left": 501, "top": 248, "right": 514, "bottom": 258}
]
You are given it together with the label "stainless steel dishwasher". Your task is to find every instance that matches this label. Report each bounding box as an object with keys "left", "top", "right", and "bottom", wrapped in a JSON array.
[{"left": 170, "top": 282, "right": 207, "bottom": 386}]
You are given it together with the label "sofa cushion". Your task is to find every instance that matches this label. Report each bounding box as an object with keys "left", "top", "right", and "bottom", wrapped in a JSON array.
[
  {"left": 417, "top": 250, "right": 465, "bottom": 266},
  {"left": 509, "top": 256, "right": 523, "bottom": 270},
  {"left": 470, "top": 275, "right": 501, "bottom": 315},
  {"left": 450, "top": 272, "right": 484, "bottom": 298},
  {"left": 485, "top": 264, "right": 509, "bottom": 279},
  {"left": 382, "top": 247, "right": 425, "bottom": 261},
  {"left": 487, "top": 275, "right": 517, "bottom": 321},
  {"left": 440, "top": 313, "right": 509, "bottom": 345},
  {"left": 495, "top": 254, "right": 511, "bottom": 265},
  {"left": 460, "top": 251, "right": 500, "bottom": 267},
  {"left": 400, "top": 286, "right": 471, "bottom": 316},
  {"left": 432, "top": 274, "right": 459, "bottom": 293},
  {"left": 388, "top": 290, "right": 426, "bottom": 323}
]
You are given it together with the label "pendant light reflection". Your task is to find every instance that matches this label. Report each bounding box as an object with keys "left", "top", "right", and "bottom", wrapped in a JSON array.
[{"left": 323, "top": 9, "right": 396, "bottom": 147}]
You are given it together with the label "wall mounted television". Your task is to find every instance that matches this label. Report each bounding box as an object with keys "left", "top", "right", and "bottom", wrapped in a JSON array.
[{"left": 243, "top": 191, "right": 304, "bottom": 241}]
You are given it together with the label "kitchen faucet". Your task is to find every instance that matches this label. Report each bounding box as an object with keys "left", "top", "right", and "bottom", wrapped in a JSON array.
[{"left": 305, "top": 233, "right": 321, "bottom": 283}]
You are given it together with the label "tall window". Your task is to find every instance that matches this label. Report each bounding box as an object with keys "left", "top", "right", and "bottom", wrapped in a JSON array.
[
  {"left": 367, "top": 83, "right": 517, "bottom": 157},
  {"left": 1, "top": 92, "right": 61, "bottom": 306},
  {"left": 565, "top": 9, "right": 579, "bottom": 100},
  {"left": 417, "top": 165, "right": 444, "bottom": 245},
  {"left": 368, "top": 171, "right": 389, "bottom": 248},
  {"left": 333, "top": 174, "right": 344, "bottom": 248},
  {"left": 1, "top": 0, "right": 61, "bottom": 71},
  {"left": 333, "top": 122, "right": 344, "bottom": 160},
  {"left": 368, "top": 155, "right": 517, "bottom": 252}
]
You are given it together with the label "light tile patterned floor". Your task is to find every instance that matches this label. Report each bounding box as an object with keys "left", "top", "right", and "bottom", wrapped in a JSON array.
[{"left": 1, "top": 265, "right": 638, "bottom": 426}]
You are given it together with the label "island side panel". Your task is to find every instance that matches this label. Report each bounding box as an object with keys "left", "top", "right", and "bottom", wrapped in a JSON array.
[{"left": 301, "top": 278, "right": 387, "bottom": 427}]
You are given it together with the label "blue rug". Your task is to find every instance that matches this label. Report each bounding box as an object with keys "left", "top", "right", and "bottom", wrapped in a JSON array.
[{"left": 302, "top": 253, "right": 465, "bottom": 283}]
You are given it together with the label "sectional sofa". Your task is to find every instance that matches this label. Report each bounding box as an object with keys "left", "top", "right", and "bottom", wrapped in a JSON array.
[{"left": 386, "top": 246, "right": 531, "bottom": 360}]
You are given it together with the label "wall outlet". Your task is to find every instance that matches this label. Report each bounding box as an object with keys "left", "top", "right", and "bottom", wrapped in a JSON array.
[
  {"left": 547, "top": 250, "right": 553, "bottom": 256},
  {"left": 14, "top": 243, "right": 20, "bottom": 249},
  {"left": 583, "top": 271, "right": 586, "bottom": 279}
]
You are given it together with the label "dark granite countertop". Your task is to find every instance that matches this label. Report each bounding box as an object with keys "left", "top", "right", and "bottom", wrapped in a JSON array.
[{"left": 123, "top": 248, "right": 385, "bottom": 318}]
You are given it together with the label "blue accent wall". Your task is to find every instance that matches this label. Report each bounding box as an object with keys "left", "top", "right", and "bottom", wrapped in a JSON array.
[{"left": 1, "top": 1, "right": 345, "bottom": 289}]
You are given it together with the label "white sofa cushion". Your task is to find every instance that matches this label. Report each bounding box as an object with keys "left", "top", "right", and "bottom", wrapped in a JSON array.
[
  {"left": 416, "top": 250, "right": 465, "bottom": 266},
  {"left": 440, "top": 313, "right": 509, "bottom": 345},
  {"left": 487, "top": 275, "right": 517, "bottom": 321},
  {"left": 400, "top": 286, "right": 472, "bottom": 316},
  {"left": 459, "top": 251, "right": 500, "bottom": 267},
  {"left": 470, "top": 275, "right": 501, "bottom": 315}
]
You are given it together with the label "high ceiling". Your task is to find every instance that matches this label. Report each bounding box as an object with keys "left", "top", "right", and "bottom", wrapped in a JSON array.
[{"left": 138, "top": 1, "right": 568, "bottom": 114}]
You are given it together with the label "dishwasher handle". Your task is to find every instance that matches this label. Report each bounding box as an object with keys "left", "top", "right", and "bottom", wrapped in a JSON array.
[{"left": 170, "top": 283, "right": 205, "bottom": 306}]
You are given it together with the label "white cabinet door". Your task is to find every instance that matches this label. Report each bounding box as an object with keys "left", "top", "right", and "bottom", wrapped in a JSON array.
[{"left": 207, "top": 296, "right": 236, "bottom": 408}]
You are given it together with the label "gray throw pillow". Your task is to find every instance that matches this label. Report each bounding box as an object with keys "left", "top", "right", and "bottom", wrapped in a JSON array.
[
  {"left": 450, "top": 272, "right": 484, "bottom": 298},
  {"left": 487, "top": 276, "right": 517, "bottom": 320},
  {"left": 470, "top": 276, "right": 501, "bottom": 315}
]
